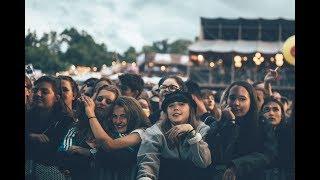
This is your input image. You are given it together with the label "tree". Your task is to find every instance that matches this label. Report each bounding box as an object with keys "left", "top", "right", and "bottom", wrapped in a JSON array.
[
  {"left": 168, "top": 39, "right": 193, "bottom": 54},
  {"left": 25, "top": 29, "right": 38, "bottom": 47},
  {"left": 152, "top": 39, "right": 169, "bottom": 53},
  {"left": 25, "top": 30, "right": 70, "bottom": 74},
  {"left": 60, "top": 28, "right": 113, "bottom": 69},
  {"left": 25, "top": 45, "right": 69, "bottom": 75},
  {"left": 142, "top": 45, "right": 157, "bottom": 55},
  {"left": 25, "top": 27, "right": 194, "bottom": 74},
  {"left": 123, "top": 46, "right": 137, "bottom": 63}
]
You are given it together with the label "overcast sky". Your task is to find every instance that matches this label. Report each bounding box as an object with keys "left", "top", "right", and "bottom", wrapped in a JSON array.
[{"left": 25, "top": 0, "right": 295, "bottom": 54}]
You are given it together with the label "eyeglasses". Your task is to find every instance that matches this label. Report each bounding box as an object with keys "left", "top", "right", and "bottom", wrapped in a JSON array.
[
  {"left": 159, "top": 85, "right": 179, "bottom": 92},
  {"left": 111, "top": 114, "right": 128, "bottom": 120},
  {"left": 96, "top": 96, "right": 114, "bottom": 104}
]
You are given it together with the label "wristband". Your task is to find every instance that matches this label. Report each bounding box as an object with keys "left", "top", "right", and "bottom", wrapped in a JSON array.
[{"left": 88, "top": 116, "right": 97, "bottom": 120}]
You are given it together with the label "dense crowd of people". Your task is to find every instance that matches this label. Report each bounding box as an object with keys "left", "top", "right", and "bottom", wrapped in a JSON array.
[{"left": 25, "top": 69, "right": 295, "bottom": 180}]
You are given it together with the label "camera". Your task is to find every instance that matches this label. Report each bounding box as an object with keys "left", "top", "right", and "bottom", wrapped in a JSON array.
[{"left": 25, "top": 64, "right": 35, "bottom": 76}]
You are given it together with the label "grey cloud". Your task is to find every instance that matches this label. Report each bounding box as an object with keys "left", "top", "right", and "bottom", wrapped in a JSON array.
[
  {"left": 26, "top": 0, "right": 295, "bottom": 53},
  {"left": 132, "top": 0, "right": 172, "bottom": 8}
]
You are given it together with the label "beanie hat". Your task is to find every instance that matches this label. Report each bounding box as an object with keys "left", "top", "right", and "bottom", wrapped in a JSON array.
[{"left": 161, "top": 90, "right": 197, "bottom": 113}]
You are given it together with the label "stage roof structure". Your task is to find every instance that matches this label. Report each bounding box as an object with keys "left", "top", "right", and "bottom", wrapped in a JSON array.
[
  {"left": 189, "top": 40, "right": 283, "bottom": 54},
  {"left": 188, "top": 17, "right": 295, "bottom": 54}
]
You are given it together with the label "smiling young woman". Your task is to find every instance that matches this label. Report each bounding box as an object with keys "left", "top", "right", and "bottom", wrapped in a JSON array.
[
  {"left": 136, "top": 90, "right": 211, "bottom": 180},
  {"left": 82, "top": 95, "right": 151, "bottom": 180}
]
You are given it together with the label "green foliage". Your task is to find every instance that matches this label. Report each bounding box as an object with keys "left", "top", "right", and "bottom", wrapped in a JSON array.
[
  {"left": 168, "top": 39, "right": 193, "bottom": 54},
  {"left": 123, "top": 46, "right": 137, "bottom": 63},
  {"left": 25, "top": 27, "right": 194, "bottom": 74},
  {"left": 152, "top": 39, "right": 169, "bottom": 53},
  {"left": 25, "top": 29, "right": 69, "bottom": 74},
  {"left": 142, "top": 39, "right": 193, "bottom": 55},
  {"left": 25, "top": 29, "right": 38, "bottom": 47},
  {"left": 142, "top": 45, "right": 157, "bottom": 55},
  {"left": 25, "top": 46, "right": 69, "bottom": 74},
  {"left": 60, "top": 28, "right": 113, "bottom": 69}
]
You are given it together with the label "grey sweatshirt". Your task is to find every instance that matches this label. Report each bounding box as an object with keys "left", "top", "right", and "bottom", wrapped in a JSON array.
[{"left": 136, "top": 121, "right": 211, "bottom": 180}]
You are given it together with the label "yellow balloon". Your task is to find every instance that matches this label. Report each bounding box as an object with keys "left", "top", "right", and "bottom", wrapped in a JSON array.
[{"left": 282, "top": 35, "right": 295, "bottom": 66}]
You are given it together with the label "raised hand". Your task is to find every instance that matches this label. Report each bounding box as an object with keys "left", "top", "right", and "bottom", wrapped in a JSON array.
[
  {"left": 191, "top": 94, "right": 207, "bottom": 115},
  {"left": 222, "top": 167, "right": 236, "bottom": 180},
  {"left": 264, "top": 68, "right": 278, "bottom": 83},
  {"left": 29, "top": 133, "right": 50, "bottom": 143},
  {"left": 78, "top": 95, "right": 96, "bottom": 118},
  {"left": 68, "top": 145, "right": 91, "bottom": 157},
  {"left": 221, "top": 105, "right": 235, "bottom": 123},
  {"left": 166, "top": 124, "right": 193, "bottom": 146}
]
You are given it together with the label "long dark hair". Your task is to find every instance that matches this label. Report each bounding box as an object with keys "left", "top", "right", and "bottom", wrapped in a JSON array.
[
  {"left": 58, "top": 75, "right": 80, "bottom": 113},
  {"left": 30, "top": 76, "right": 65, "bottom": 114},
  {"left": 159, "top": 106, "right": 199, "bottom": 134},
  {"left": 27, "top": 76, "right": 74, "bottom": 134},
  {"left": 221, "top": 81, "right": 260, "bottom": 126},
  {"left": 25, "top": 75, "right": 33, "bottom": 111},
  {"left": 260, "top": 97, "right": 286, "bottom": 127},
  {"left": 79, "top": 77, "right": 98, "bottom": 97},
  {"left": 201, "top": 89, "right": 221, "bottom": 120},
  {"left": 74, "top": 99, "right": 95, "bottom": 144},
  {"left": 221, "top": 81, "right": 263, "bottom": 154},
  {"left": 75, "top": 85, "right": 122, "bottom": 142},
  {"left": 106, "top": 96, "right": 151, "bottom": 134}
]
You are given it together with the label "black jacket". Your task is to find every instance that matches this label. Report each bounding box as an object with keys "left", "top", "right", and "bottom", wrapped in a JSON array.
[
  {"left": 25, "top": 110, "right": 74, "bottom": 165},
  {"left": 204, "top": 118, "right": 278, "bottom": 180}
]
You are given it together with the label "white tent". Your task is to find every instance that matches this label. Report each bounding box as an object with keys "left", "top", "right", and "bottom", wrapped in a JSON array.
[{"left": 188, "top": 40, "right": 284, "bottom": 54}]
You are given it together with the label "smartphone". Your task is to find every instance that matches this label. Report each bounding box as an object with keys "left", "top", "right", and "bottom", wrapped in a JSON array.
[{"left": 25, "top": 64, "right": 35, "bottom": 75}]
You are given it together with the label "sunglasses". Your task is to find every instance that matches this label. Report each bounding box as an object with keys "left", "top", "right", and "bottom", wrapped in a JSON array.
[
  {"left": 96, "top": 96, "right": 114, "bottom": 105},
  {"left": 159, "top": 84, "right": 179, "bottom": 92}
]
